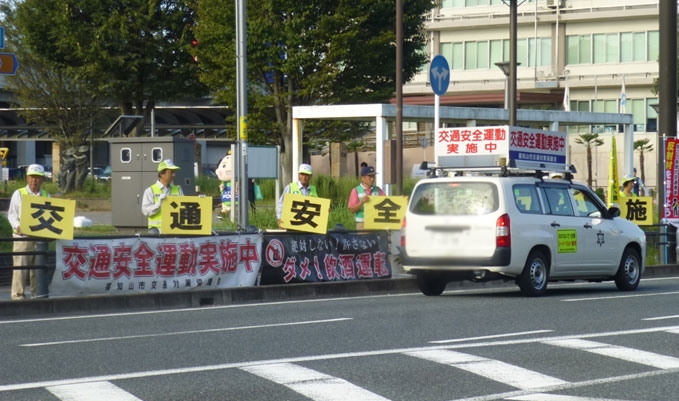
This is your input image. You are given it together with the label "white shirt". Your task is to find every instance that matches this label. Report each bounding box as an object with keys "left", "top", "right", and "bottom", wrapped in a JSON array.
[{"left": 141, "top": 180, "right": 184, "bottom": 217}]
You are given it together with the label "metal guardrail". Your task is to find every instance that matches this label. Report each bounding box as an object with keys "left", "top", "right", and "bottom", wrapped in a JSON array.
[{"left": 0, "top": 237, "right": 54, "bottom": 298}]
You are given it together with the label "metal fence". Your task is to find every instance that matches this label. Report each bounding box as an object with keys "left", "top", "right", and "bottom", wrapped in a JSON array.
[{"left": 1, "top": 226, "right": 676, "bottom": 297}]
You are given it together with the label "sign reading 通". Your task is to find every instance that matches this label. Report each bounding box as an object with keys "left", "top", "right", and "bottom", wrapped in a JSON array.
[{"left": 160, "top": 196, "right": 213, "bottom": 235}]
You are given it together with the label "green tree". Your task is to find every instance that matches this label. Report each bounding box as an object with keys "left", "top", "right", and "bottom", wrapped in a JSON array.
[
  {"left": 192, "top": 0, "right": 433, "bottom": 183},
  {"left": 574, "top": 133, "right": 604, "bottom": 188},
  {"left": 9, "top": 0, "right": 207, "bottom": 132},
  {"left": 634, "top": 138, "right": 653, "bottom": 193}
]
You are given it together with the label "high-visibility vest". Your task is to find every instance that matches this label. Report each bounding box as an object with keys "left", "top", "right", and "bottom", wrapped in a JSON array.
[
  {"left": 289, "top": 182, "right": 317, "bottom": 197},
  {"left": 354, "top": 185, "right": 379, "bottom": 222},
  {"left": 148, "top": 183, "right": 181, "bottom": 229}
]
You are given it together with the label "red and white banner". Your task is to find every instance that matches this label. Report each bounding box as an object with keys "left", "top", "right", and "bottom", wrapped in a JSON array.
[
  {"left": 665, "top": 138, "right": 679, "bottom": 221},
  {"left": 52, "top": 234, "right": 262, "bottom": 297}
]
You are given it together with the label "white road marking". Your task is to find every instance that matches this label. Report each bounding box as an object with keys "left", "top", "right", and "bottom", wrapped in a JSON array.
[
  {"left": 543, "top": 338, "right": 679, "bottom": 369},
  {"left": 46, "top": 381, "right": 141, "bottom": 401},
  {"left": 561, "top": 291, "right": 679, "bottom": 302},
  {"left": 2, "top": 325, "right": 679, "bottom": 394},
  {"left": 405, "top": 349, "right": 567, "bottom": 390},
  {"left": 430, "top": 330, "right": 553, "bottom": 344},
  {"left": 20, "top": 317, "right": 352, "bottom": 347},
  {"left": 241, "top": 363, "right": 391, "bottom": 401},
  {"left": 642, "top": 315, "right": 679, "bottom": 321},
  {"left": 506, "top": 393, "right": 641, "bottom": 400}
]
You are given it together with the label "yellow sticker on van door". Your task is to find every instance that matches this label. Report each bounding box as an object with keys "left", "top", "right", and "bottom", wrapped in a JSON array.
[{"left": 557, "top": 229, "right": 577, "bottom": 253}]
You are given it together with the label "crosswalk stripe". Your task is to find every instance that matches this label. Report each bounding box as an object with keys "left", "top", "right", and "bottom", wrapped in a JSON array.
[
  {"left": 46, "top": 381, "right": 142, "bottom": 401},
  {"left": 543, "top": 339, "right": 679, "bottom": 369},
  {"left": 404, "top": 349, "right": 567, "bottom": 390},
  {"left": 507, "top": 394, "right": 641, "bottom": 401},
  {"left": 241, "top": 362, "right": 391, "bottom": 401}
]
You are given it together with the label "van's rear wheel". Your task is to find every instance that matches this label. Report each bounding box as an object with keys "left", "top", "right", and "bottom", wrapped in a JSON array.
[
  {"left": 416, "top": 272, "right": 446, "bottom": 296},
  {"left": 517, "top": 250, "right": 549, "bottom": 296}
]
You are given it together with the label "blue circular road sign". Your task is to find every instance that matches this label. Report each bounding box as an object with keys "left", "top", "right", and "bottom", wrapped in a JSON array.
[{"left": 429, "top": 55, "right": 450, "bottom": 96}]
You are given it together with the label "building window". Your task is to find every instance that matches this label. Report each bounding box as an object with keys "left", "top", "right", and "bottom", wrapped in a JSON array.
[
  {"left": 567, "top": 30, "right": 658, "bottom": 65},
  {"left": 648, "top": 31, "right": 659, "bottom": 62},
  {"left": 441, "top": 37, "right": 550, "bottom": 70}
]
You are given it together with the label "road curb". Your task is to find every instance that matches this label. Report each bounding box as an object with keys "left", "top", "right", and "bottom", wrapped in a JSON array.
[{"left": 0, "top": 277, "right": 420, "bottom": 318}]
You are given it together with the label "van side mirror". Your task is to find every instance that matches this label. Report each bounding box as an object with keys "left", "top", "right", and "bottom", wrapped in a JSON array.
[{"left": 607, "top": 206, "right": 621, "bottom": 218}]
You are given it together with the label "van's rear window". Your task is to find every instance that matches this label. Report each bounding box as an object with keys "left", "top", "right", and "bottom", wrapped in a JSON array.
[{"left": 409, "top": 182, "right": 498, "bottom": 215}]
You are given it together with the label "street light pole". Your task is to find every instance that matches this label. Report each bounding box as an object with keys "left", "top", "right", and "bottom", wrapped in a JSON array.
[
  {"left": 500, "top": 0, "right": 520, "bottom": 126},
  {"left": 495, "top": 61, "right": 520, "bottom": 112}
]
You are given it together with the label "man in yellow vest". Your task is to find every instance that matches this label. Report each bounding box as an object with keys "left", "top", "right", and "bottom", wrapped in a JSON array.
[
  {"left": 141, "top": 159, "right": 184, "bottom": 233},
  {"left": 7, "top": 164, "right": 49, "bottom": 300},
  {"left": 276, "top": 163, "right": 317, "bottom": 228}
]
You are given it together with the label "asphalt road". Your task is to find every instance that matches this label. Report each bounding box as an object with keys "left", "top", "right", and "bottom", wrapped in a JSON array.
[{"left": 1, "top": 277, "right": 678, "bottom": 401}]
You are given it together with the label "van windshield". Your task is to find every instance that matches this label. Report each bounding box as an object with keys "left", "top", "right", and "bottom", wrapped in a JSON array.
[{"left": 410, "top": 181, "right": 498, "bottom": 216}]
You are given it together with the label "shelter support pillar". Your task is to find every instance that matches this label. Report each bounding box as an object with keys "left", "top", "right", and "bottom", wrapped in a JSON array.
[
  {"left": 376, "top": 116, "right": 388, "bottom": 195},
  {"left": 292, "top": 118, "right": 303, "bottom": 177}
]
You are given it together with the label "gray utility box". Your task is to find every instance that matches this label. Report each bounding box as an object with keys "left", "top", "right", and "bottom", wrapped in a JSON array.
[{"left": 110, "top": 137, "right": 195, "bottom": 228}]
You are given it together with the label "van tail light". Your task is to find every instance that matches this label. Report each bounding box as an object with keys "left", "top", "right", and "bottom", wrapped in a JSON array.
[
  {"left": 400, "top": 217, "right": 407, "bottom": 248},
  {"left": 496, "top": 214, "right": 511, "bottom": 247}
]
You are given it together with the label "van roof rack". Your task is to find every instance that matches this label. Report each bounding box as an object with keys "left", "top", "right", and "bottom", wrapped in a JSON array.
[{"left": 426, "top": 163, "right": 577, "bottom": 181}]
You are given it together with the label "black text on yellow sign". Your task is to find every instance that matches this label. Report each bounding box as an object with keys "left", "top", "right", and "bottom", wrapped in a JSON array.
[
  {"left": 160, "top": 196, "right": 213, "bottom": 235},
  {"left": 364, "top": 196, "right": 408, "bottom": 230},
  {"left": 281, "top": 194, "right": 331, "bottom": 234},
  {"left": 20, "top": 196, "right": 75, "bottom": 240},
  {"left": 618, "top": 196, "right": 653, "bottom": 225}
]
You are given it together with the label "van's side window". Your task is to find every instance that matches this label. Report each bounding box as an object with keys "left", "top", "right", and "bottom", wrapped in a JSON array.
[
  {"left": 543, "top": 187, "right": 574, "bottom": 216},
  {"left": 513, "top": 184, "right": 541, "bottom": 214},
  {"left": 571, "top": 187, "right": 606, "bottom": 217}
]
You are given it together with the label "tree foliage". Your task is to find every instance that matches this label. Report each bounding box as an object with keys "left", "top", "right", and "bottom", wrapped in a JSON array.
[
  {"left": 192, "top": 0, "right": 434, "bottom": 181},
  {"left": 10, "top": 0, "right": 207, "bottom": 130},
  {"left": 0, "top": 1, "right": 106, "bottom": 151}
]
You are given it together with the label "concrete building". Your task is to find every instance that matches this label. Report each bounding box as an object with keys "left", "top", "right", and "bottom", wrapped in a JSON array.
[{"left": 402, "top": 0, "right": 661, "bottom": 192}]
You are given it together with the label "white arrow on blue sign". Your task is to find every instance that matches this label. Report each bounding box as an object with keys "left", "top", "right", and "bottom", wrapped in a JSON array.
[{"left": 429, "top": 55, "right": 450, "bottom": 96}]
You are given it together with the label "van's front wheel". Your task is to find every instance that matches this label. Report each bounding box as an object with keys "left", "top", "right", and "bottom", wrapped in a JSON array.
[
  {"left": 517, "top": 250, "right": 549, "bottom": 296},
  {"left": 416, "top": 272, "right": 446, "bottom": 296}
]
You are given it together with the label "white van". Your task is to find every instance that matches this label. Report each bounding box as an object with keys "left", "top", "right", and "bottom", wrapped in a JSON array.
[{"left": 399, "top": 168, "right": 646, "bottom": 296}]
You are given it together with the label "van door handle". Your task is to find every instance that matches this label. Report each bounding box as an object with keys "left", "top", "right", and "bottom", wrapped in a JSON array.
[
  {"left": 551, "top": 222, "right": 560, "bottom": 227},
  {"left": 584, "top": 223, "right": 592, "bottom": 228}
]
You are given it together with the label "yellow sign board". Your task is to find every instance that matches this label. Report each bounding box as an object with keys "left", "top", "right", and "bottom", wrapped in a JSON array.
[
  {"left": 160, "top": 196, "right": 213, "bottom": 235},
  {"left": 363, "top": 196, "right": 408, "bottom": 230},
  {"left": 280, "top": 194, "right": 331, "bottom": 234},
  {"left": 618, "top": 196, "right": 653, "bottom": 225},
  {"left": 20, "top": 196, "right": 75, "bottom": 240}
]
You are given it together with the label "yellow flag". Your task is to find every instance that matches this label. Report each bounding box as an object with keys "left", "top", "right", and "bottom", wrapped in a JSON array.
[{"left": 607, "top": 135, "right": 620, "bottom": 207}]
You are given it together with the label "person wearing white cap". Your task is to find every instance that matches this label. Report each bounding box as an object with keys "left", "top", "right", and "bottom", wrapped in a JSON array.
[
  {"left": 7, "top": 164, "right": 49, "bottom": 300},
  {"left": 620, "top": 175, "right": 637, "bottom": 199},
  {"left": 141, "top": 159, "right": 184, "bottom": 233},
  {"left": 276, "top": 163, "right": 317, "bottom": 228}
]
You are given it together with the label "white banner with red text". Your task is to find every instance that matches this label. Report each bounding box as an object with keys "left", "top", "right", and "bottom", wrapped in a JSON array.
[{"left": 52, "top": 234, "right": 262, "bottom": 297}]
